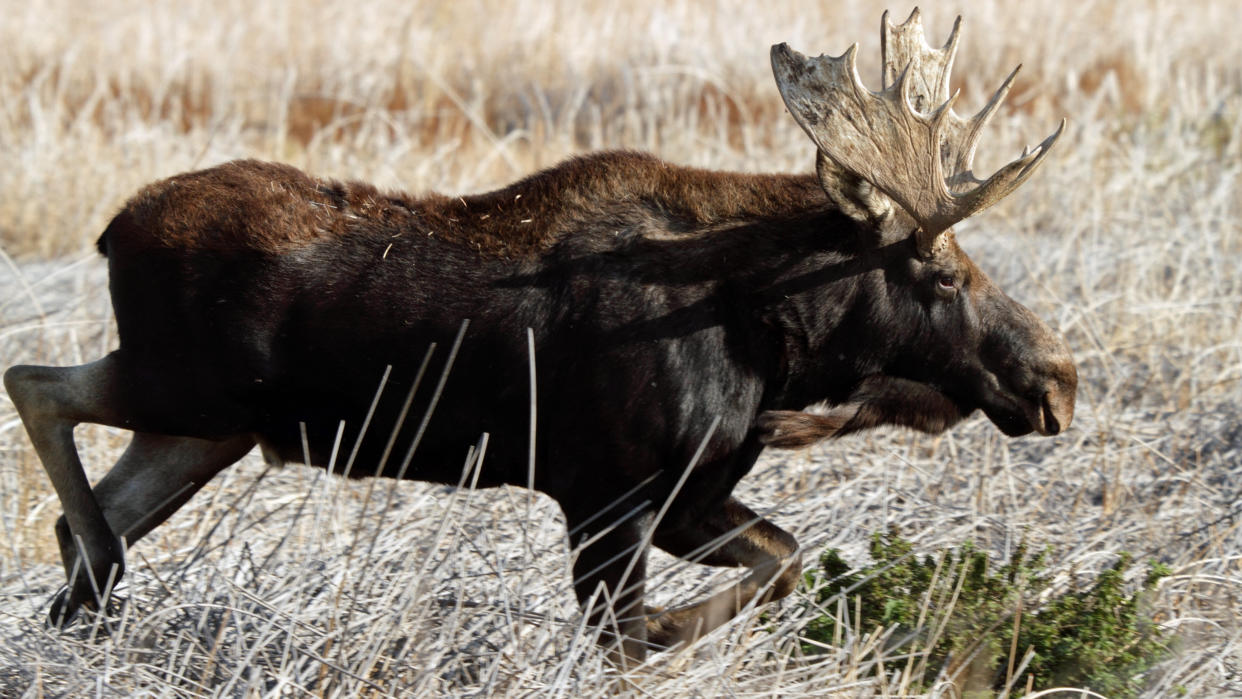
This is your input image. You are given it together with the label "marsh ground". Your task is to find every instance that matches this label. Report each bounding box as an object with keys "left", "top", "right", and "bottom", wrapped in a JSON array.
[{"left": 1, "top": 1, "right": 1240, "bottom": 695}]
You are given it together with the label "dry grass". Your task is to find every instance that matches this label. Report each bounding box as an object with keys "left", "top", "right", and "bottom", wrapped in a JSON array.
[{"left": 1, "top": 0, "right": 1241, "bottom": 696}]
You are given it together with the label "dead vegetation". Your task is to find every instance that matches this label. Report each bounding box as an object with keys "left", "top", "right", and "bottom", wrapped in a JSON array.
[{"left": 1, "top": 0, "right": 1241, "bottom": 696}]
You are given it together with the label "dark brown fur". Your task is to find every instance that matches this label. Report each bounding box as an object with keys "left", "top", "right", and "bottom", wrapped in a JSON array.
[
  {"left": 10, "top": 148, "right": 1075, "bottom": 664},
  {"left": 113, "top": 152, "right": 825, "bottom": 258},
  {"left": 7, "top": 11, "right": 1080, "bottom": 665}
]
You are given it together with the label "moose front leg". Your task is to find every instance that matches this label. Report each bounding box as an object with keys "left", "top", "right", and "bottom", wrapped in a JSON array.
[
  {"left": 647, "top": 497, "right": 801, "bottom": 650},
  {"left": 567, "top": 509, "right": 654, "bottom": 665}
]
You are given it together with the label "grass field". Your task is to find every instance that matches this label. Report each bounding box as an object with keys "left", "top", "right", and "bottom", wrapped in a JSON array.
[{"left": 1, "top": 1, "right": 1241, "bottom": 696}]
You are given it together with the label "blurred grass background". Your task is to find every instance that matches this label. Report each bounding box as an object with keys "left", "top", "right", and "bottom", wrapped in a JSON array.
[{"left": 1, "top": 1, "right": 1240, "bottom": 695}]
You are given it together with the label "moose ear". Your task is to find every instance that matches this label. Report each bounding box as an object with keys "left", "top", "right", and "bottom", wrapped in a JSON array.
[{"left": 814, "top": 150, "right": 893, "bottom": 225}]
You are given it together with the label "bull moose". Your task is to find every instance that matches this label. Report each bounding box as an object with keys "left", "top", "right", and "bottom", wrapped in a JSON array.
[{"left": 6, "top": 10, "right": 1075, "bottom": 662}]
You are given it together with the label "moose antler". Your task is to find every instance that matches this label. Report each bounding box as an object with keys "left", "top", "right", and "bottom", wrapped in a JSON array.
[{"left": 771, "top": 9, "right": 1064, "bottom": 254}]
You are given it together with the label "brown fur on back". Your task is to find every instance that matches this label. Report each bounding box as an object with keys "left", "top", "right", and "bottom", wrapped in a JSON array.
[{"left": 113, "top": 152, "right": 825, "bottom": 257}]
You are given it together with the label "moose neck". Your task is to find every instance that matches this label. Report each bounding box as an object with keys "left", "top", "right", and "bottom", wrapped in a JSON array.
[
  {"left": 727, "top": 211, "right": 915, "bottom": 412},
  {"left": 479, "top": 153, "right": 912, "bottom": 413}
]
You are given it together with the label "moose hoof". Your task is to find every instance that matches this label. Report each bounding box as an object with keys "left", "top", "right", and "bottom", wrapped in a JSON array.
[
  {"left": 46, "top": 584, "right": 121, "bottom": 630},
  {"left": 644, "top": 606, "right": 693, "bottom": 651},
  {"left": 46, "top": 585, "right": 87, "bottom": 628}
]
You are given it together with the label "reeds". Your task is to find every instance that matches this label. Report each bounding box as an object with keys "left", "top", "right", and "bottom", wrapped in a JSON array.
[{"left": 1, "top": 1, "right": 1240, "bottom": 696}]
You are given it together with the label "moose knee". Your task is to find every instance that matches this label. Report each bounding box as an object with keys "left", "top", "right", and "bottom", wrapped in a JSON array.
[
  {"left": 4, "top": 365, "right": 51, "bottom": 418},
  {"left": 753, "top": 527, "right": 801, "bottom": 602},
  {"left": 767, "top": 547, "right": 803, "bottom": 601}
]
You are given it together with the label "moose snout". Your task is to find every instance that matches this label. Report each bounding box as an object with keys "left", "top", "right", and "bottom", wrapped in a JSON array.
[
  {"left": 1034, "top": 349, "right": 1077, "bottom": 436},
  {"left": 1037, "top": 391, "right": 1063, "bottom": 435},
  {"left": 1001, "top": 298, "right": 1077, "bottom": 437}
]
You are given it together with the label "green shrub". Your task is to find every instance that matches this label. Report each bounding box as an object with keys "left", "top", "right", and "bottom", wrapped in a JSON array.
[{"left": 795, "top": 531, "right": 1172, "bottom": 697}]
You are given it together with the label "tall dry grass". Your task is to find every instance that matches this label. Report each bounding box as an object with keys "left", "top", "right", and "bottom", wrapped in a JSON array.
[{"left": 1, "top": 0, "right": 1240, "bottom": 696}]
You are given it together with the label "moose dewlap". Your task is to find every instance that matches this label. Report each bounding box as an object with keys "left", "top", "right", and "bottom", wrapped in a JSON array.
[{"left": 7, "top": 9, "right": 1074, "bottom": 663}]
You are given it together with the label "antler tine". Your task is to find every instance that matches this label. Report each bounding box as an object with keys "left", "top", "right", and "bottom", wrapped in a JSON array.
[
  {"left": 884, "top": 8, "right": 974, "bottom": 190},
  {"left": 881, "top": 9, "right": 961, "bottom": 109},
  {"left": 942, "top": 64, "right": 1018, "bottom": 192},
  {"left": 771, "top": 12, "right": 1063, "bottom": 253}
]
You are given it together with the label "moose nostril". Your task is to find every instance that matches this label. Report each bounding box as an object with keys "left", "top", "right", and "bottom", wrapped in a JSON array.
[{"left": 1041, "top": 392, "right": 1061, "bottom": 435}]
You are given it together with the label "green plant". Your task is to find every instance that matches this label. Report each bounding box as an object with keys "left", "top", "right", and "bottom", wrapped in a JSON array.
[{"left": 796, "top": 531, "right": 1172, "bottom": 698}]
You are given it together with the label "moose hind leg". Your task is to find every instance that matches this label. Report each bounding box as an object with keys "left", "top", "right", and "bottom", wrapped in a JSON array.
[
  {"left": 648, "top": 497, "right": 801, "bottom": 650},
  {"left": 48, "top": 431, "right": 256, "bottom": 623},
  {"left": 6, "top": 359, "right": 133, "bottom": 623},
  {"left": 5, "top": 354, "right": 253, "bottom": 624},
  {"left": 90, "top": 432, "right": 256, "bottom": 545}
]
